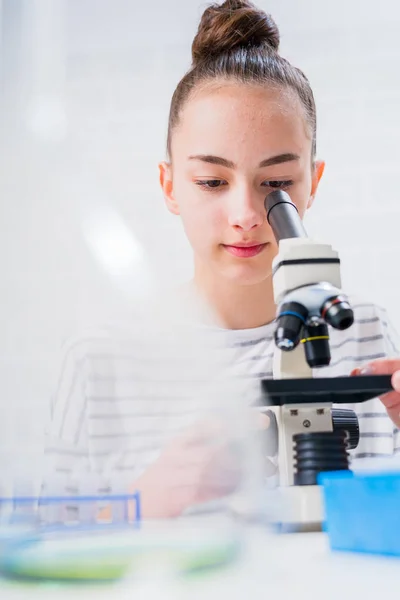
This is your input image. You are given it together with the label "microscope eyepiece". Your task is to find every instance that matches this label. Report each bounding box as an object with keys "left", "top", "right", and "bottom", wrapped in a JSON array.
[
  {"left": 321, "top": 295, "right": 354, "bottom": 331},
  {"left": 265, "top": 190, "right": 307, "bottom": 241}
]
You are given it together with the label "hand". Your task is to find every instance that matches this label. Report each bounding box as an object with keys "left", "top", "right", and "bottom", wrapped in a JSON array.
[
  {"left": 132, "top": 413, "right": 276, "bottom": 519},
  {"left": 132, "top": 419, "right": 244, "bottom": 519},
  {"left": 351, "top": 359, "right": 400, "bottom": 427}
]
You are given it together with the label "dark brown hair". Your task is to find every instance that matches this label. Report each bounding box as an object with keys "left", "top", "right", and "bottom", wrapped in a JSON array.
[{"left": 166, "top": 0, "right": 316, "bottom": 159}]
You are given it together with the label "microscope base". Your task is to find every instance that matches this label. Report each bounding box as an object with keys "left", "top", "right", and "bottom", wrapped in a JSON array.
[{"left": 268, "top": 484, "right": 324, "bottom": 532}]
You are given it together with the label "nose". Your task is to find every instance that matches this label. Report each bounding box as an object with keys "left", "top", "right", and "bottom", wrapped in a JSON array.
[{"left": 227, "top": 186, "right": 265, "bottom": 232}]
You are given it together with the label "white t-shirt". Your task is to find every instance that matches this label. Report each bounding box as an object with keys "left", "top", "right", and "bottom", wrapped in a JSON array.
[{"left": 44, "top": 295, "right": 400, "bottom": 490}]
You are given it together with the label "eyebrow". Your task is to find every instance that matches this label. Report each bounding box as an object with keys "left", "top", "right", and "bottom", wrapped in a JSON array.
[{"left": 188, "top": 153, "right": 300, "bottom": 169}]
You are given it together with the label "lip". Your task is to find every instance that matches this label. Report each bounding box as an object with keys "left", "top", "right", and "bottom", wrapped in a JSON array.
[{"left": 223, "top": 243, "right": 267, "bottom": 258}]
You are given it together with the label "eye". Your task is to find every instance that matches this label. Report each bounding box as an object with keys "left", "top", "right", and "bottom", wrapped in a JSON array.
[
  {"left": 195, "top": 179, "right": 228, "bottom": 190},
  {"left": 262, "top": 180, "right": 294, "bottom": 189}
]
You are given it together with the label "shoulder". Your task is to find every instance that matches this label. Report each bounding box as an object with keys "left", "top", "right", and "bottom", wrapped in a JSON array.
[{"left": 56, "top": 295, "right": 174, "bottom": 362}]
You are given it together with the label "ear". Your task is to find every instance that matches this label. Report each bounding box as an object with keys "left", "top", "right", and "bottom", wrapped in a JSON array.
[
  {"left": 307, "top": 160, "right": 325, "bottom": 209},
  {"left": 159, "top": 161, "right": 180, "bottom": 215}
]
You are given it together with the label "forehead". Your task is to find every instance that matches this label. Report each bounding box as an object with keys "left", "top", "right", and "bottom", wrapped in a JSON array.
[{"left": 171, "top": 83, "right": 311, "bottom": 161}]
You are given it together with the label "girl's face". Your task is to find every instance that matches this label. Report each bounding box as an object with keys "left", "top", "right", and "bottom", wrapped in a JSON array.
[{"left": 160, "top": 84, "right": 324, "bottom": 286}]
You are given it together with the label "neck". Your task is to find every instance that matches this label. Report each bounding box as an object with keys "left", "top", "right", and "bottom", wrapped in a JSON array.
[{"left": 193, "top": 265, "right": 276, "bottom": 330}]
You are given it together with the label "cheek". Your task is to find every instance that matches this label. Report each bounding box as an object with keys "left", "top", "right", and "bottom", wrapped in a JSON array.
[
  {"left": 180, "top": 203, "right": 224, "bottom": 250},
  {"left": 174, "top": 180, "right": 226, "bottom": 239}
]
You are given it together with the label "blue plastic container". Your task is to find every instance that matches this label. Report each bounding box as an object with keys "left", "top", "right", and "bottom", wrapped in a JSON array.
[{"left": 319, "top": 470, "right": 400, "bottom": 557}]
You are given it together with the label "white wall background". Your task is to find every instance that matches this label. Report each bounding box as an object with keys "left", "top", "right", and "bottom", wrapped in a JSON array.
[{"left": 0, "top": 0, "right": 399, "bottom": 464}]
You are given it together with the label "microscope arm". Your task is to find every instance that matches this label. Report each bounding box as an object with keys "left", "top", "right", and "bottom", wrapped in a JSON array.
[{"left": 273, "top": 345, "right": 312, "bottom": 380}]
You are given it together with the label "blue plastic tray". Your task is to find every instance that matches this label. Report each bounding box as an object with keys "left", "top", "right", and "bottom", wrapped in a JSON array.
[{"left": 319, "top": 470, "right": 400, "bottom": 557}]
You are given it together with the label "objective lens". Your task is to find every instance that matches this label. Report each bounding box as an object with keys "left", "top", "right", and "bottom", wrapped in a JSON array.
[
  {"left": 275, "top": 302, "right": 308, "bottom": 351},
  {"left": 302, "top": 321, "right": 331, "bottom": 368},
  {"left": 321, "top": 296, "right": 354, "bottom": 331}
]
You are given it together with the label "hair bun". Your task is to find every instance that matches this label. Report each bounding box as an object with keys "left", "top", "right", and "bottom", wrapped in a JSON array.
[{"left": 191, "top": 0, "right": 280, "bottom": 66}]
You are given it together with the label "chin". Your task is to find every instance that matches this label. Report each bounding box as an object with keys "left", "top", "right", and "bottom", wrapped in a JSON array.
[{"left": 220, "top": 263, "right": 273, "bottom": 286}]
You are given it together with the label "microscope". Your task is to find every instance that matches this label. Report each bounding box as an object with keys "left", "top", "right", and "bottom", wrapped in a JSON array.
[{"left": 261, "top": 190, "right": 393, "bottom": 530}]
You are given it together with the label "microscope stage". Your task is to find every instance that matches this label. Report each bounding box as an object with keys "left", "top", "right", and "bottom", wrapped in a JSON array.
[{"left": 261, "top": 374, "right": 393, "bottom": 406}]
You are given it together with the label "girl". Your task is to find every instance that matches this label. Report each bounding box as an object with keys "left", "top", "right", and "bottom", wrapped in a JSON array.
[{"left": 46, "top": 0, "right": 400, "bottom": 518}]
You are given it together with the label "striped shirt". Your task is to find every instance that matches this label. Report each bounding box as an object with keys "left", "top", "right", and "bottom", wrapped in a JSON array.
[{"left": 44, "top": 294, "right": 400, "bottom": 494}]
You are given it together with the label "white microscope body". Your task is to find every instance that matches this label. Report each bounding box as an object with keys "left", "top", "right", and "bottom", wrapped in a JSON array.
[
  {"left": 262, "top": 191, "right": 393, "bottom": 530},
  {"left": 265, "top": 191, "right": 355, "bottom": 529}
]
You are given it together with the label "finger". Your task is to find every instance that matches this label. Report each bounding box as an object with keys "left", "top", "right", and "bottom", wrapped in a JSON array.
[
  {"left": 393, "top": 371, "right": 400, "bottom": 392},
  {"left": 378, "top": 390, "right": 400, "bottom": 410},
  {"left": 386, "top": 406, "right": 400, "bottom": 429},
  {"left": 351, "top": 359, "right": 400, "bottom": 376}
]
